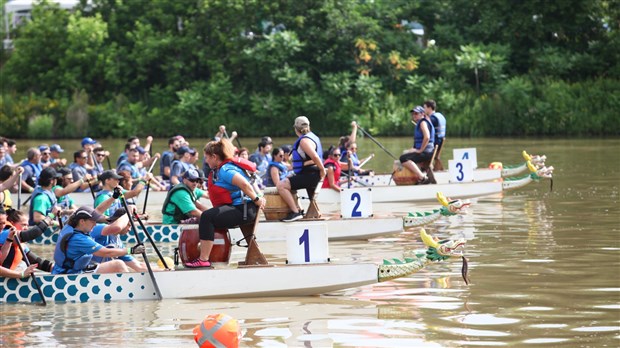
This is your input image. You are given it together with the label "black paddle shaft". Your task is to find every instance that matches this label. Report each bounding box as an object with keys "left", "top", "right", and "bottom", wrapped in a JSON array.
[
  {"left": 356, "top": 125, "right": 399, "bottom": 160},
  {"left": 119, "top": 196, "right": 162, "bottom": 300},
  {"left": 132, "top": 212, "right": 170, "bottom": 270}
]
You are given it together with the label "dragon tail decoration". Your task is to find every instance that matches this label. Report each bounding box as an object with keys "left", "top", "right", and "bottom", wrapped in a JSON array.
[{"left": 378, "top": 228, "right": 468, "bottom": 283}]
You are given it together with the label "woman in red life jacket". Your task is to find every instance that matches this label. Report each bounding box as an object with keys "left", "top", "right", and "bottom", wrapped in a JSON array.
[
  {"left": 185, "top": 139, "right": 266, "bottom": 268},
  {"left": 322, "top": 146, "right": 343, "bottom": 192}
]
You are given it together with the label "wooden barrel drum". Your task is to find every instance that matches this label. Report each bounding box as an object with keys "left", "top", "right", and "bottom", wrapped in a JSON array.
[
  {"left": 178, "top": 226, "right": 231, "bottom": 264},
  {"left": 263, "top": 190, "right": 297, "bottom": 221},
  {"left": 392, "top": 161, "right": 418, "bottom": 186}
]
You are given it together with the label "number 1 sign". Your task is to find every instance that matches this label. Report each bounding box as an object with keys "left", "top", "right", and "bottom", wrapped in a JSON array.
[{"left": 286, "top": 222, "right": 329, "bottom": 264}]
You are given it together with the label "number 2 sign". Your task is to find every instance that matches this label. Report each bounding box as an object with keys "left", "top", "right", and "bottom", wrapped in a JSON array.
[{"left": 339, "top": 187, "right": 373, "bottom": 218}]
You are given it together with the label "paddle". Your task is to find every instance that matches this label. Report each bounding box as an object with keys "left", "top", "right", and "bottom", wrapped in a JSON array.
[
  {"left": 13, "top": 232, "right": 46, "bottom": 305},
  {"left": 21, "top": 195, "right": 32, "bottom": 209},
  {"left": 106, "top": 155, "right": 112, "bottom": 170},
  {"left": 119, "top": 194, "right": 162, "bottom": 300},
  {"left": 86, "top": 178, "right": 96, "bottom": 201},
  {"left": 132, "top": 211, "right": 171, "bottom": 270},
  {"left": 17, "top": 172, "right": 22, "bottom": 208},
  {"left": 356, "top": 124, "right": 399, "bottom": 160},
  {"left": 358, "top": 153, "right": 374, "bottom": 168},
  {"left": 223, "top": 128, "right": 243, "bottom": 148},
  {"left": 142, "top": 157, "right": 159, "bottom": 215},
  {"left": 347, "top": 152, "right": 353, "bottom": 188}
]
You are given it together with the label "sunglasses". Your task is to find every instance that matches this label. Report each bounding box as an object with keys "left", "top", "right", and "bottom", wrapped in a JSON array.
[
  {"left": 188, "top": 178, "right": 203, "bottom": 183},
  {"left": 42, "top": 152, "right": 51, "bottom": 155},
  {"left": 96, "top": 153, "right": 106, "bottom": 157},
  {"left": 332, "top": 153, "right": 341, "bottom": 156},
  {"left": 80, "top": 156, "right": 88, "bottom": 159}
]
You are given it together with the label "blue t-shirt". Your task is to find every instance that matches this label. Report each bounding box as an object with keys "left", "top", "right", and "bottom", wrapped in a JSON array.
[
  {"left": 52, "top": 227, "right": 103, "bottom": 274},
  {"left": 89, "top": 224, "right": 133, "bottom": 263},
  {"left": 160, "top": 151, "right": 174, "bottom": 180},
  {"left": 212, "top": 162, "right": 251, "bottom": 206}
]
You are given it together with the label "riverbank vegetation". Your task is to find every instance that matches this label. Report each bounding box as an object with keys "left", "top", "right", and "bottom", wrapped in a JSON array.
[{"left": 1, "top": 0, "right": 618, "bottom": 138}]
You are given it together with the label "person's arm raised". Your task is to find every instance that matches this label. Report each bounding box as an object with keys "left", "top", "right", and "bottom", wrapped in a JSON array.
[{"left": 0, "top": 166, "right": 24, "bottom": 191}]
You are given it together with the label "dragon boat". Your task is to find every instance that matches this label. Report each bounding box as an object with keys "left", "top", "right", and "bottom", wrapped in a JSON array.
[
  {"left": 31, "top": 214, "right": 404, "bottom": 245},
  {"left": 403, "top": 192, "right": 471, "bottom": 228},
  {"left": 18, "top": 151, "right": 544, "bottom": 209},
  {"left": 0, "top": 229, "right": 467, "bottom": 303},
  {"left": 346, "top": 150, "right": 547, "bottom": 187},
  {"left": 305, "top": 162, "right": 554, "bottom": 204}
]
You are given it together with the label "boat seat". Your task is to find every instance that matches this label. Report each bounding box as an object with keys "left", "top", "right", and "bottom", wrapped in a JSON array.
[{"left": 236, "top": 218, "right": 270, "bottom": 267}]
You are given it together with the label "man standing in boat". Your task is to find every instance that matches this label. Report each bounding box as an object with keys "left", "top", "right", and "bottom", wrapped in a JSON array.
[
  {"left": 398, "top": 106, "right": 436, "bottom": 185},
  {"left": 277, "top": 116, "right": 325, "bottom": 222},
  {"left": 424, "top": 99, "right": 446, "bottom": 171}
]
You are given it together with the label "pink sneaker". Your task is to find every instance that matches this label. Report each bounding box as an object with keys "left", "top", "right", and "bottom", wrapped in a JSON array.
[{"left": 184, "top": 259, "right": 212, "bottom": 268}]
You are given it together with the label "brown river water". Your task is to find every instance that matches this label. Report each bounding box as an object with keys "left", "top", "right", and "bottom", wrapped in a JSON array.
[{"left": 1, "top": 137, "right": 618, "bottom": 347}]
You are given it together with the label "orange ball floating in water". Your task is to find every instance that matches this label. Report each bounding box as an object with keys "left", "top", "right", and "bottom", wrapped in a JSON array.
[{"left": 193, "top": 313, "right": 240, "bottom": 348}]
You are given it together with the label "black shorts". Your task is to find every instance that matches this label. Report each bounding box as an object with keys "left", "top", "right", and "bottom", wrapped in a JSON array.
[
  {"left": 399, "top": 151, "right": 433, "bottom": 164},
  {"left": 289, "top": 166, "right": 321, "bottom": 192}
]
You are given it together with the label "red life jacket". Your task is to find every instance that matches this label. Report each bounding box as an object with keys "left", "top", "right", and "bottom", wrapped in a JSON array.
[
  {"left": 322, "top": 158, "right": 342, "bottom": 189},
  {"left": 1, "top": 221, "right": 23, "bottom": 270},
  {"left": 208, "top": 158, "right": 257, "bottom": 208}
]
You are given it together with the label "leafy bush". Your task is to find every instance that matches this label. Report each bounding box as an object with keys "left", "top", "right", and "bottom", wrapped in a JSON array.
[{"left": 27, "top": 114, "right": 54, "bottom": 138}]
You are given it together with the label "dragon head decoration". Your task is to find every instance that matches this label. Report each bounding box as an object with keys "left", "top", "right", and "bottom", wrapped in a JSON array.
[
  {"left": 523, "top": 150, "right": 547, "bottom": 169},
  {"left": 378, "top": 228, "right": 469, "bottom": 283},
  {"left": 420, "top": 228, "right": 466, "bottom": 261},
  {"left": 437, "top": 192, "right": 471, "bottom": 215}
]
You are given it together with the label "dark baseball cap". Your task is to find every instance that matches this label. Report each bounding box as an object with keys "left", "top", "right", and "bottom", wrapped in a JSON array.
[
  {"left": 39, "top": 167, "right": 62, "bottom": 182},
  {"left": 183, "top": 168, "right": 205, "bottom": 181},
  {"left": 99, "top": 170, "right": 123, "bottom": 182},
  {"left": 50, "top": 144, "right": 64, "bottom": 153},
  {"left": 72, "top": 206, "right": 105, "bottom": 223},
  {"left": 177, "top": 146, "right": 196, "bottom": 156}
]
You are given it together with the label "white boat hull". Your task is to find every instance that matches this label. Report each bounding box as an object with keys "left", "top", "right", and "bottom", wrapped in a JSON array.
[{"left": 0, "top": 263, "right": 379, "bottom": 303}]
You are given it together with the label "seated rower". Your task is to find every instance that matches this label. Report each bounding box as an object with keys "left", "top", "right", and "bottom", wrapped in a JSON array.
[
  {"left": 0, "top": 206, "right": 55, "bottom": 273},
  {"left": 0, "top": 165, "right": 24, "bottom": 209},
  {"left": 0, "top": 228, "right": 38, "bottom": 279},
  {"left": 28, "top": 167, "right": 64, "bottom": 227},
  {"left": 264, "top": 147, "right": 290, "bottom": 188},
  {"left": 89, "top": 207, "right": 148, "bottom": 272},
  {"left": 185, "top": 139, "right": 266, "bottom": 268},
  {"left": 322, "top": 146, "right": 344, "bottom": 192},
  {"left": 94, "top": 170, "right": 149, "bottom": 217},
  {"left": 277, "top": 116, "right": 325, "bottom": 222},
  {"left": 161, "top": 169, "right": 209, "bottom": 224},
  {"left": 398, "top": 105, "right": 436, "bottom": 185},
  {"left": 52, "top": 206, "right": 145, "bottom": 274}
]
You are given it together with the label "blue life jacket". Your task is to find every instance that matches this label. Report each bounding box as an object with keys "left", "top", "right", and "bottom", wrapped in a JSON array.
[
  {"left": 28, "top": 186, "right": 57, "bottom": 225},
  {"left": 264, "top": 161, "right": 288, "bottom": 187},
  {"left": 292, "top": 132, "right": 323, "bottom": 174},
  {"left": 414, "top": 118, "right": 435, "bottom": 153},
  {"left": 52, "top": 225, "right": 95, "bottom": 274},
  {"left": 430, "top": 112, "right": 446, "bottom": 139},
  {"left": 21, "top": 160, "right": 42, "bottom": 186},
  {"left": 117, "top": 160, "right": 141, "bottom": 179}
]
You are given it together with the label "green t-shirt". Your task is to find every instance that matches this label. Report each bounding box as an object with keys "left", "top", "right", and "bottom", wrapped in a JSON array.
[
  {"left": 94, "top": 189, "right": 127, "bottom": 217},
  {"left": 32, "top": 191, "right": 53, "bottom": 217},
  {"left": 162, "top": 188, "right": 205, "bottom": 224}
]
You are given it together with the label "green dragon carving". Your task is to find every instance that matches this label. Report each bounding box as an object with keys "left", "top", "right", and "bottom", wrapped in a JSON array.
[
  {"left": 403, "top": 192, "right": 471, "bottom": 227},
  {"left": 378, "top": 228, "right": 468, "bottom": 283}
]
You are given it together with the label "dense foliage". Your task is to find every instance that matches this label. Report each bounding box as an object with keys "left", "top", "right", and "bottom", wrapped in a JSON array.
[{"left": 1, "top": 0, "right": 619, "bottom": 138}]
